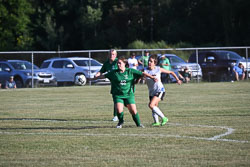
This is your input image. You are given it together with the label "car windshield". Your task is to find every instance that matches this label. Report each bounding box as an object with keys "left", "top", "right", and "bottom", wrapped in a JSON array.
[
  {"left": 238, "top": 58, "right": 250, "bottom": 62},
  {"left": 40, "top": 61, "right": 50, "bottom": 68},
  {"left": 216, "top": 52, "right": 242, "bottom": 60},
  {"left": 73, "top": 59, "right": 102, "bottom": 66},
  {"left": 167, "top": 56, "right": 186, "bottom": 63},
  {"left": 9, "top": 61, "right": 39, "bottom": 70}
]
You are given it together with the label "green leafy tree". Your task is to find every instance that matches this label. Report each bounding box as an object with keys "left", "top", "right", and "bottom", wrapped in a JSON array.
[
  {"left": 2, "top": 0, "right": 249, "bottom": 51},
  {"left": 30, "top": 0, "right": 103, "bottom": 50},
  {"left": 0, "top": 0, "right": 33, "bottom": 51}
]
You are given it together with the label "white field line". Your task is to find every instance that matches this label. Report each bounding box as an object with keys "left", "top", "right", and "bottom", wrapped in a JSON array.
[
  {"left": 168, "top": 123, "right": 236, "bottom": 141},
  {"left": 0, "top": 119, "right": 248, "bottom": 143}
]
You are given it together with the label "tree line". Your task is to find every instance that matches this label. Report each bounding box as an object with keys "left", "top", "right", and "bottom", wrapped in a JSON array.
[{"left": 0, "top": 0, "right": 249, "bottom": 51}]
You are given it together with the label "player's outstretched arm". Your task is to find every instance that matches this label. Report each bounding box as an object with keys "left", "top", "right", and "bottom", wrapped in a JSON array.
[
  {"left": 90, "top": 74, "right": 105, "bottom": 81},
  {"left": 142, "top": 72, "right": 158, "bottom": 82},
  {"left": 95, "top": 72, "right": 102, "bottom": 78},
  {"left": 160, "top": 68, "right": 182, "bottom": 85}
]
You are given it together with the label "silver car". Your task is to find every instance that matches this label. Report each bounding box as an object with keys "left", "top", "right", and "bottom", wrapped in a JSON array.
[
  {"left": 40, "top": 57, "right": 109, "bottom": 86},
  {"left": 163, "top": 54, "right": 203, "bottom": 79},
  {"left": 136, "top": 54, "right": 202, "bottom": 82}
]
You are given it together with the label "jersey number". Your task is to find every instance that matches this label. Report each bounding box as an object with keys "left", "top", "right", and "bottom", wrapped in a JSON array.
[{"left": 120, "top": 80, "right": 126, "bottom": 85}]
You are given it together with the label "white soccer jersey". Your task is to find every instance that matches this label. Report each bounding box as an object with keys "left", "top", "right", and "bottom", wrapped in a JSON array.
[
  {"left": 128, "top": 58, "right": 138, "bottom": 69},
  {"left": 144, "top": 66, "right": 165, "bottom": 96}
]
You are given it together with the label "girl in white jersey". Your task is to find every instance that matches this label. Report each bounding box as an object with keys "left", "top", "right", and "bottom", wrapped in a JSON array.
[{"left": 144, "top": 55, "right": 182, "bottom": 126}]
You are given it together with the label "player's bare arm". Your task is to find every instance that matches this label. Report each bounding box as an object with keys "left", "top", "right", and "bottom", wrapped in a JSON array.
[
  {"left": 94, "top": 72, "right": 102, "bottom": 78},
  {"left": 160, "top": 68, "right": 182, "bottom": 85},
  {"left": 142, "top": 72, "right": 158, "bottom": 82},
  {"left": 91, "top": 73, "right": 105, "bottom": 81}
]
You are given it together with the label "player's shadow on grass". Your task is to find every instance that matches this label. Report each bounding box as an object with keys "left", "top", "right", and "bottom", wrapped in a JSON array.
[
  {"left": 0, "top": 118, "right": 115, "bottom": 130},
  {"left": 0, "top": 118, "right": 71, "bottom": 121},
  {"left": 0, "top": 126, "right": 112, "bottom": 130}
]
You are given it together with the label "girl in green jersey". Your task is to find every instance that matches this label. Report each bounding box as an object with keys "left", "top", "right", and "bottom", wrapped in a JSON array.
[
  {"left": 94, "top": 56, "right": 157, "bottom": 128},
  {"left": 95, "top": 49, "right": 118, "bottom": 122}
]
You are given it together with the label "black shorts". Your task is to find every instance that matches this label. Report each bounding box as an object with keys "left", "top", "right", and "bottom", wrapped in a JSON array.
[{"left": 149, "top": 91, "right": 165, "bottom": 101}]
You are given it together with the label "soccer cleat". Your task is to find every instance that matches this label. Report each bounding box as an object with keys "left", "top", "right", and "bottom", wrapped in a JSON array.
[
  {"left": 116, "top": 122, "right": 123, "bottom": 128},
  {"left": 116, "top": 125, "right": 122, "bottom": 128},
  {"left": 137, "top": 124, "right": 145, "bottom": 128},
  {"left": 112, "top": 116, "right": 118, "bottom": 122},
  {"left": 161, "top": 117, "right": 168, "bottom": 126},
  {"left": 152, "top": 122, "right": 161, "bottom": 126}
]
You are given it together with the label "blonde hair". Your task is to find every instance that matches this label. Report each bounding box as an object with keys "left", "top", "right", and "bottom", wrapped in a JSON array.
[{"left": 110, "top": 49, "right": 117, "bottom": 55}]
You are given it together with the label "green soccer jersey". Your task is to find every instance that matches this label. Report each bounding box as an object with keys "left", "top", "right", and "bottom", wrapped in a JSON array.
[
  {"left": 100, "top": 58, "right": 118, "bottom": 73},
  {"left": 160, "top": 58, "right": 171, "bottom": 70},
  {"left": 105, "top": 68, "right": 143, "bottom": 98},
  {"left": 140, "top": 55, "right": 149, "bottom": 67}
]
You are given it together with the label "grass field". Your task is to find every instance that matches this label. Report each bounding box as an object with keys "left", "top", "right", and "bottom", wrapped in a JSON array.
[{"left": 0, "top": 82, "right": 250, "bottom": 166}]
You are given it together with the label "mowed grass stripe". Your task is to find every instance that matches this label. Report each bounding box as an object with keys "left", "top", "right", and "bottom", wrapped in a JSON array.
[{"left": 0, "top": 82, "right": 250, "bottom": 166}]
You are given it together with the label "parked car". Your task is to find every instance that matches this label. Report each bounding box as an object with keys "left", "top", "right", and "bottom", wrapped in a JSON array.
[
  {"left": 189, "top": 50, "right": 244, "bottom": 81},
  {"left": 235, "top": 58, "right": 250, "bottom": 78},
  {"left": 40, "top": 57, "right": 109, "bottom": 86},
  {"left": 136, "top": 54, "right": 203, "bottom": 82},
  {"left": 162, "top": 54, "right": 202, "bottom": 81},
  {"left": 0, "top": 60, "right": 57, "bottom": 88}
]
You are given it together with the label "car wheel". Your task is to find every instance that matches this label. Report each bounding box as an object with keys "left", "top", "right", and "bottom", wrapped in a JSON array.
[
  {"left": 26, "top": 80, "right": 38, "bottom": 88},
  {"left": 14, "top": 78, "right": 23, "bottom": 88},
  {"left": 74, "top": 74, "right": 87, "bottom": 86},
  {"left": 57, "top": 82, "right": 64, "bottom": 86}
]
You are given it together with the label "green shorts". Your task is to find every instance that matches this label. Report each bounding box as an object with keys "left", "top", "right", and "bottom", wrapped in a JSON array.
[{"left": 113, "top": 95, "right": 135, "bottom": 106}]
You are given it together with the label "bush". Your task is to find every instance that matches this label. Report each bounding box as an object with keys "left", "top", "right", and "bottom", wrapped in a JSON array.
[
  {"left": 127, "top": 40, "right": 147, "bottom": 49},
  {"left": 127, "top": 40, "right": 195, "bottom": 61}
]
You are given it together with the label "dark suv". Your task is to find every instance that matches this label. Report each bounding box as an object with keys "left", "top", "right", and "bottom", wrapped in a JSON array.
[{"left": 189, "top": 50, "right": 243, "bottom": 81}]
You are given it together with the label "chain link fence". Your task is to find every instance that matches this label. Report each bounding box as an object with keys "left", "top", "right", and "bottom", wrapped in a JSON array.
[{"left": 0, "top": 46, "right": 249, "bottom": 88}]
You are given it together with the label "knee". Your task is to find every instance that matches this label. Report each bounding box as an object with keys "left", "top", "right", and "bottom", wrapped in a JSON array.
[
  {"left": 129, "top": 108, "right": 137, "bottom": 115},
  {"left": 128, "top": 104, "right": 137, "bottom": 114},
  {"left": 116, "top": 104, "right": 123, "bottom": 113},
  {"left": 148, "top": 103, "right": 154, "bottom": 110}
]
